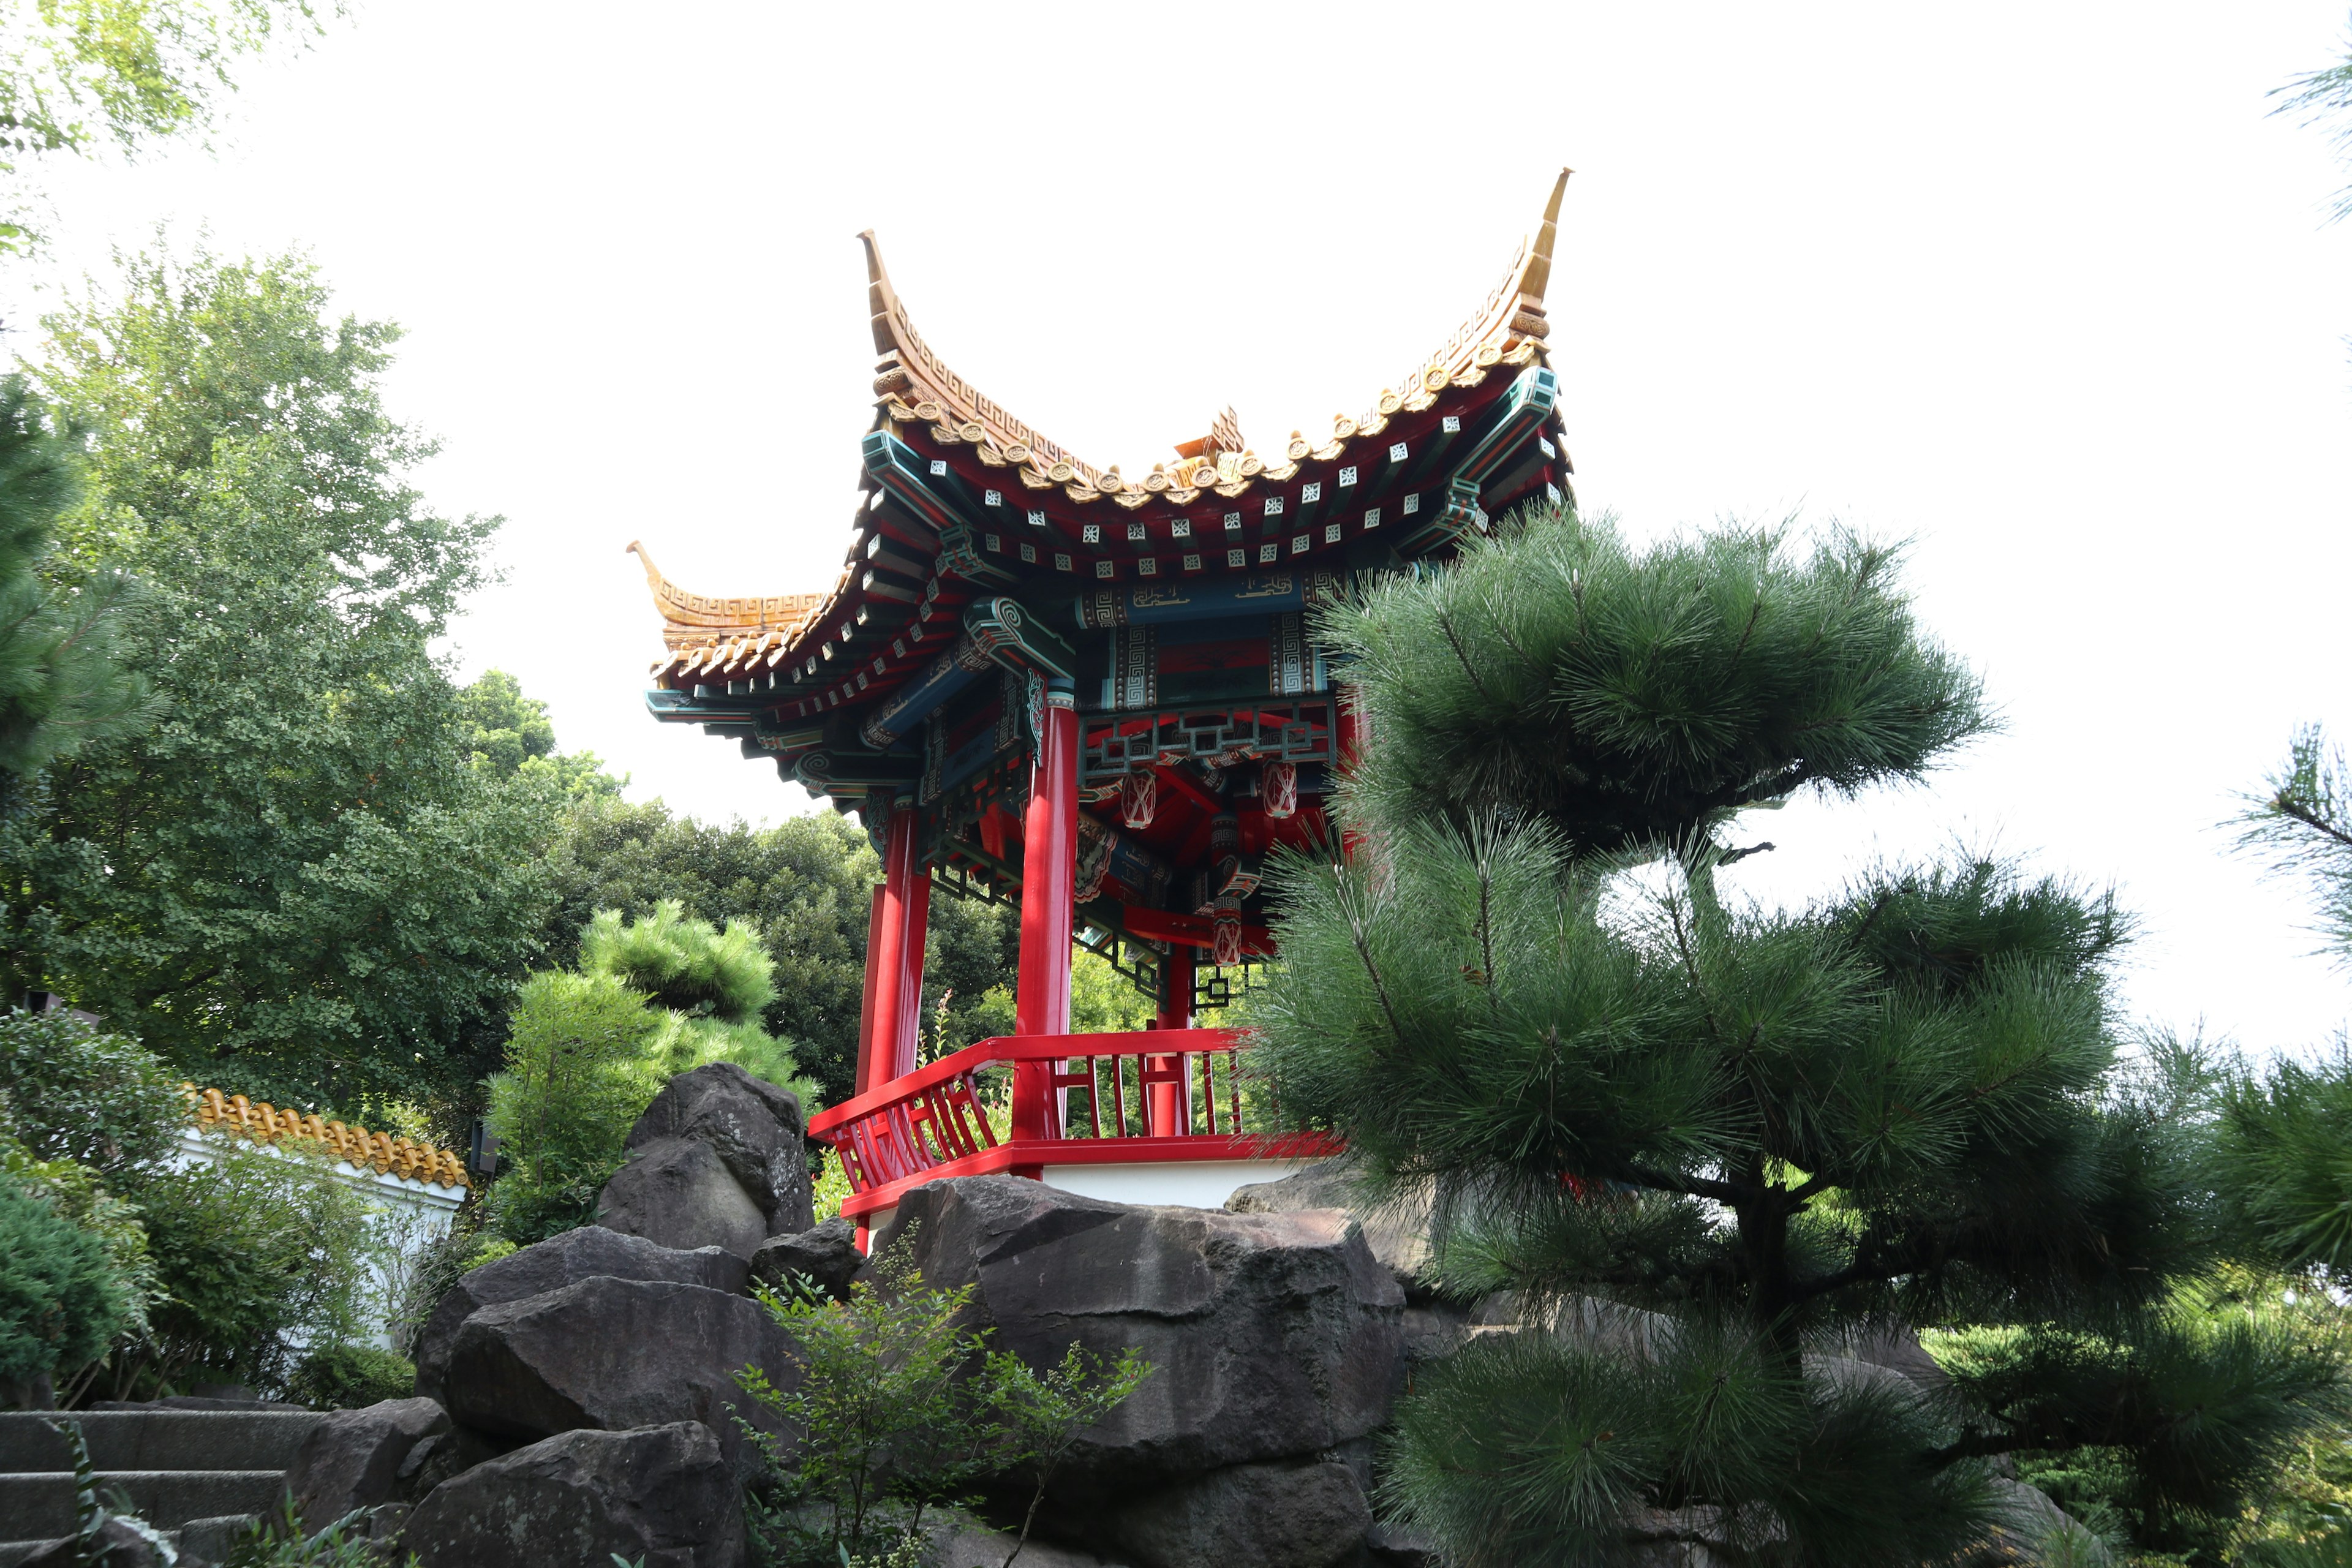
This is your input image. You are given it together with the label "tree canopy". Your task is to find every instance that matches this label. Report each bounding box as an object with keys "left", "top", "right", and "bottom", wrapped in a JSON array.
[
  {"left": 1254, "top": 505, "right": 2341, "bottom": 1566},
  {"left": 0, "top": 243, "right": 562, "bottom": 1113}
]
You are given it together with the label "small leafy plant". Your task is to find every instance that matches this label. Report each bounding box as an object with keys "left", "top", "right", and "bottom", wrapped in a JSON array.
[
  {"left": 44, "top": 1417, "right": 176, "bottom": 1566},
  {"left": 736, "top": 1242, "right": 1149, "bottom": 1567}
]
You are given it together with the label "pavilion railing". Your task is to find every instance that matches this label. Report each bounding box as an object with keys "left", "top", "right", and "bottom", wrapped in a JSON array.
[{"left": 807, "top": 1028, "right": 1335, "bottom": 1212}]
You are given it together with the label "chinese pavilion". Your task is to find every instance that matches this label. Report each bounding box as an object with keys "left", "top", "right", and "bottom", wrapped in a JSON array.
[{"left": 633, "top": 171, "right": 1574, "bottom": 1242}]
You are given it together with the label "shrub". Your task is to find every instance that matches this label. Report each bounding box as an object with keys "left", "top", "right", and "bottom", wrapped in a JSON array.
[
  {"left": 0, "top": 1009, "right": 186, "bottom": 1177},
  {"left": 287, "top": 1343, "right": 415, "bottom": 1411},
  {"left": 484, "top": 970, "right": 660, "bottom": 1243},
  {"left": 0, "top": 1172, "right": 129, "bottom": 1396},
  {"left": 737, "top": 1247, "right": 1147, "bottom": 1565},
  {"left": 580, "top": 899, "right": 775, "bottom": 1020},
  {"left": 111, "top": 1139, "right": 386, "bottom": 1400}
]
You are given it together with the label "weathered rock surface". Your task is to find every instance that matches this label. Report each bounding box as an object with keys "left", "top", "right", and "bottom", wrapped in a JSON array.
[
  {"left": 401, "top": 1421, "right": 745, "bottom": 1568},
  {"left": 1104, "top": 1460, "right": 1373, "bottom": 1568},
  {"left": 19, "top": 1517, "right": 172, "bottom": 1566},
  {"left": 596, "top": 1063, "right": 812, "bottom": 1258},
  {"left": 751, "top": 1215, "right": 862, "bottom": 1303},
  {"left": 1225, "top": 1157, "right": 1433, "bottom": 1283},
  {"left": 441, "top": 1276, "right": 796, "bottom": 1472},
  {"left": 285, "top": 1395, "right": 449, "bottom": 1531},
  {"left": 874, "top": 1176, "right": 1402, "bottom": 1487},
  {"left": 921, "top": 1507, "right": 1127, "bottom": 1568},
  {"left": 394, "top": 1422, "right": 514, "bottom": 1504},
  {"left": 411, "top": 1224, "right": 747, "bottom": 1406}
]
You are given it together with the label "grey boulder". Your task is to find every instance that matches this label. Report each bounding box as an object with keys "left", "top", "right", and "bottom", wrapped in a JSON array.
[
  {"left": 874, "top": 1176, "right": 1402, "bottom": 1487},
  {"left": 1225, "top": 1156, "right": 1433, "bottom": 1282},
  {"left": 750, "top": 1216, "right": 862, "bottom": 1302},
  {"left": 20, "top": 1518, "right": 172, "bottom": 1567},
  {"left": 401, "top": 1420, "right": 745, "bottom": 1568},
  {"left": 285, "top": 1395, "right": 449, "bottom": 1530},
  {"left": 441, "top": 1275, "right": 797, "bottom": 1472},
  {"left": 1105, "top": 1460, "right": 1373, "bottom": 1568},
  {"left": 412, "top": 1223, "right": 747, "bottom": 1405},
  {"left": 596, "top": 1062, "right": 812, "bottom": 1258}
]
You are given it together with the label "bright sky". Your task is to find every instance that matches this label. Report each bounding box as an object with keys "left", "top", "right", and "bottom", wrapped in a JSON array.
[{"left": 7, "top": 2, "right": 2350, "bottom": 1059}]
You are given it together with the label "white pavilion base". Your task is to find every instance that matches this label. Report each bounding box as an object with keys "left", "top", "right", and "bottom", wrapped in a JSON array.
[{"left": 858, "top": 1156, "right": 1324, "bottom": 1238}]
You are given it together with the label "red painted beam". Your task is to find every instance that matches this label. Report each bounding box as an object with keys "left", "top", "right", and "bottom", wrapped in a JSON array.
[{"left": 1116, "top": 904, "right": 1277, "bottom": 957}]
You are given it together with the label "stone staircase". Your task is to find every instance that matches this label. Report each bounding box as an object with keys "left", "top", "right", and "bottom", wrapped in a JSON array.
[{"left": 0, "top": 1408, "right": 325, "bottom": 1564}]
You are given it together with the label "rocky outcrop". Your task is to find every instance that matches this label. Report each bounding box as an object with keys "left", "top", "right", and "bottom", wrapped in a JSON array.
[
  {"left": 441, "top": 1276, "right": 796, "bottom": 1473},
  {"left": 1225, "top": 1158, "right": 1433, "bottom": 1282},
  {"left": 595, "top": 1063, "right": 812, "bottom": 1258},
  {"left": 412, "top": 1224, "right": 747, "bottom": 1406},
  {"left": 285, "top": 1396, "right": 450, "bottom": 1531},
  {"left": 1104, "top": 1460, "right": 1374, "bottom": 1568},
  {"left": 750, "top": 1215, "right": 862, "bottom": 1303},
  {"left": 874, "top": 1176, "right": 1402, "bottom": 1490},
  {"left": 401, "top": 1421, "right": 745, "bottom": 1568}
]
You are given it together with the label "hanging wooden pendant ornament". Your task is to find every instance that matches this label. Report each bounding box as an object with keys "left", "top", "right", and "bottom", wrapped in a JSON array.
[
  {"left": 1120, "top": 768, "right": 1157, "bottom": 829},
  {"left": 1262, "top": 760, "right": 1297, "bottom": 820}
]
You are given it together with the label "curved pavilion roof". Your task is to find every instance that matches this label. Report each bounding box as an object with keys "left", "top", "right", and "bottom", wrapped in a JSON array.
[{"left": 638, "top": 169, "right": 1575, "bottom": 777}]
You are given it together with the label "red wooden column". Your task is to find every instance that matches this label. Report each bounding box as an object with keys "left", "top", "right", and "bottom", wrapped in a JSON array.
[
  {"left": 1147, "top": 945, "right": 1193, "bottom": 1136},
  {"left": 865, "top": 800, "right": 932, "bottom": 1093},
  {"left": 852, "top": 884, "right": 887, "bottom": 1096},
  {"left": 1012, "top": 680, "right": 1079, "bottom": 1147}
]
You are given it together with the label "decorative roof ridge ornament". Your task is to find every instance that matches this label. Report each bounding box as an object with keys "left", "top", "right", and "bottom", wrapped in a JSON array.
[
  {"left": 628, "top": 540, "right": 825, "bottom": 649},
  {"left": 859, "top": 227, "right": 1102, "bottom": 491}
]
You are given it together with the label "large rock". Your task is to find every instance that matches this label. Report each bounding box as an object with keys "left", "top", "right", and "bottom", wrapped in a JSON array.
[
  {"left": 1225, "top": 1157, "right": 1433, "bottom": 1282},
  {"left": 285, "top": 1395, "right": 449, "bottom": 1531},
  {"left": 20, "top": 1517, "right": 172, "bottom": 1567},
  {"left": 921, "top": 1507, "right": 1125, "bottom": 1568},
  {"left": 412, "top": 1224, "right": 747, "bottom": 1406},
  {"left": 750, "top": 1216, "right": 862, "bottom": 1303},
  {"left": 401, "top": 1420, "right": 745, "bottom": 1568},
  {"left": 874, "top": 1177, "right": 1402, "bottom": 1487},
  {"left": 596, "top": 1063, "right": 812, "bottom": 1258},
  {"left": 441, "top": 1276, "right": 797, "bottom": 1473},
  {"left": 1105, "top": 1461, "right": 1373, "bottom": 1568}
]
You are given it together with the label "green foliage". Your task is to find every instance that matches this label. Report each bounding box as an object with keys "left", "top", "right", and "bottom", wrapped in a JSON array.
[
  {"left": 115, "top": 1139, "right": 385, "bottom": 1399},
  {"left": 737, "top": 1249, "right": 1149, "bottom": 1564},
  {"left": 1387, "top": 1325, "right": 1992, "bottom": 1568},
  {"left": 1939, "top": 1308, "right": 2345, "bottom": 1548},
  {"left": 458, "top": 668, "right": 620, "bottom": 802},
  {"left": 2211, "top": 1043, "right": 2352, "bottom": 1285},
  {"left": 45, "top": 1416, "right": 176, "bottom": 1565},
  {"left": 0, "top": 1007, "right": 186, "bottom": 1175},
  {"left": 0, "top": 0, "right": 333, "bottom": 252},
  {"left": 484, "top": 970, "right": 659, "bottom": 1243},
  {"left": 1256, "top": 505, "right": 2324, "bottom": 1564},
  {"left": 0, "top": 1171, "right": 127, "bottom": 1390},
  {"left": 0, "top": 375, "right": 151, "bottom": 791},
  {"left": 1319, "top": 506, "right": 1988, "bottom": 855},
  {"left": 287, "top": 1342, "right": 415, "bottom": 1411},
  {"left": 545, "top": 800, "right": 1017, "bottom": 1105},
  {"left": 581, "top": 899, "right": 775, "bottom": 1022},
  {"left": 2234, "top": 726, "right": 2352, "bottom": 966},
  {"left": 226, "top": 1493, "right": 416, "bottom": 1566},
  {"left": 2275, "top": 33, "right": 2352, "bottom": 225},
  {"left": 2, "top": 241, "right": 564, "bottom": 1112},
  {"left": 0, "top": 1125, "right": 157, "bottom": 1349}
]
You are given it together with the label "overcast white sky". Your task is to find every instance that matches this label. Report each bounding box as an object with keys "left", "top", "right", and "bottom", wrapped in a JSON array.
[{"left": 8, "top": 2, "right": 2351, "bottom": 1058}]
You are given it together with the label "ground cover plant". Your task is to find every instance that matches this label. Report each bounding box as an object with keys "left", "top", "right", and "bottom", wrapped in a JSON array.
[{"left": 1253, "top": 504, "right": 2350, "bottom": 1567}]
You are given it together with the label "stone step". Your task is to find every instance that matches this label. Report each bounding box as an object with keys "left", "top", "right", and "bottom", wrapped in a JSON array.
[
  {"left": 0, "top": 1411, "right": 323, "bottom": 1474},
  {"left": 0, "top": 1514, "right": 258, "bottom": 1568},
  {"left": 0, "top": 1470, "right": 286, "bottom": 1538}
]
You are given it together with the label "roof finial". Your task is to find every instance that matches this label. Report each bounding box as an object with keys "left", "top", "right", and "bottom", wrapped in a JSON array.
[
  {"left": 858, "top": 230, "right": 901, "bottom": 356},
  {"left": 1520, "top": 167, "right": 1572, "bottom": 306},
  {"left": 626, "top": 539, "right": 663, "bottom": 589}
]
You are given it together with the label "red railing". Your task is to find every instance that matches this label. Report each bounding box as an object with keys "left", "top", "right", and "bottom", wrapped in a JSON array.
[{"left": 806, "top": 1028, "right": 1340, "bottom": 1221}]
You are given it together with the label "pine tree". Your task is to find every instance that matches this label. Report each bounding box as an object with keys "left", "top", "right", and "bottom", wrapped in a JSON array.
[
  {"left": 0, "top": 377, "right": 147, "bottom": 801},
  {"left": 1255, "top": 506, "right": 2342, "bottom": 1566}
]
